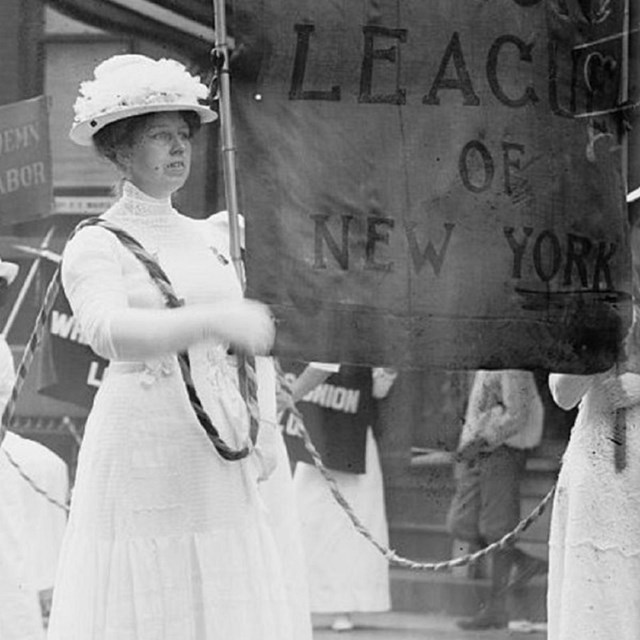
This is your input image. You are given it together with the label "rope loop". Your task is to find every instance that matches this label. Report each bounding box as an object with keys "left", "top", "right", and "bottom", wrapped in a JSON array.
[{"left": 276, "top": 367, "right": 556, "bottom": 571}]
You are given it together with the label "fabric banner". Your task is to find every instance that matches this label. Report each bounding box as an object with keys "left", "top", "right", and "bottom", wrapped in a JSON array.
[
  {"left": 0, "top": 96, "right": 53, "bottom": 225},
  {"left": 231, "top": 0, "right": 631, "bottom": 372}
]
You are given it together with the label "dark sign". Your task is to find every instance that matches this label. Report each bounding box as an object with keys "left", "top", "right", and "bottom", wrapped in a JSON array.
[{"left": 37, "top": 288, "right": 106, "bottom": 409}]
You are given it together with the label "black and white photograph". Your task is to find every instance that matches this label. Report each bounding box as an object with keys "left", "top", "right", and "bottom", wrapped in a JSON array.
[{"left": 0, "top": 1, "right": 637, "bottom": 638}]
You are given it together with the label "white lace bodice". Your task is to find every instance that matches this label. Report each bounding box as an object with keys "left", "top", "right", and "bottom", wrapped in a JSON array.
[
  {"left": 61, "top": 181, "right": 257, "bottom": 447},
  {"left": 105, "top": 181, "right": 241, "bottom": 306},
  {"left": 62, "top": 182, "right": 242, "bottom": 361}
]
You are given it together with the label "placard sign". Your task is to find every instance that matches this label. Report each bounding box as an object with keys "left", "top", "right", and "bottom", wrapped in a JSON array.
[
  {"left": 37, "top": 289, "right": 107, "bottom": 409},
  {"left": 0, "top": 96, "right": 53, "bottom": 225}
]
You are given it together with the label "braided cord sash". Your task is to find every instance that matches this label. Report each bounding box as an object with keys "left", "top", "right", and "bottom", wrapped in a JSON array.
[
  {"left": 237, "top": 354, "right": 260, "bottom": 444},
  {"left": 70, "top": 217, "right": 258, "bottom": 461}
]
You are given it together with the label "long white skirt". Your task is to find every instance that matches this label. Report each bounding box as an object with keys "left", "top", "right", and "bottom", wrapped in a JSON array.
[
  {"left": 293, "top": 429, "right": 390, "bottom": 613},
  {"left": 47, "top": 356, "right": 294, "bottom": 640},
  {"left": 548, "top": 394, "right": 640, "bottom": 639},
  {"left": 256, "top": 357, "right": 313, "bottom": 639},
  {"left": 3, "top": 432, "right": 68, "bottom": 591},
  {"left": 0, "top": 446, "right": 45, "bottom": 640},
  {"left": 259, "top": 433, "right": 313, "bottom": 638}
]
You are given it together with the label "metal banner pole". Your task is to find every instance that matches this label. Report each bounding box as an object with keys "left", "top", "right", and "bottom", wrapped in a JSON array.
[
  {"left": 615, "top": 0, "right": 630, "bottom": 473},
  {"left": 212, "top": 0, "right": 244, "bottom": 286},
  {"left": 210, "top": 0, "right": 262, "bottom": 447}
]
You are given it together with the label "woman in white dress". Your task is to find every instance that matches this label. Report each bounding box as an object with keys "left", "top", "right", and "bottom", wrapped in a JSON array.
[
  {"left": 548, "top": 318, "right": 640, "bottom": 639},
  {"left": 0, "top": 259, "right": 46, "bottom": 640},
  {"left": 47, "top": 54, "right": 296, "bottom": 640},
  {"left": 286, "top": 363, "right": 395, "bottom": 632}
]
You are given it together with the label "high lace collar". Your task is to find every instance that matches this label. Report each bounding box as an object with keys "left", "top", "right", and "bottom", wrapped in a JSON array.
[{"left": 114, "top": 181, "right": 176, "bottom": 222}]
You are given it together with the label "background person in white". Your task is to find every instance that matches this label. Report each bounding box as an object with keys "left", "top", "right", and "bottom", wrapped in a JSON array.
[
  {"left": 282, "top": 362, "right": 396, "bottom": 633},
  {"left": 546, "top": 187, "right": 640, "bottom": 640},
  {"left": 2, "top": 426, "right": 69, "bottom": 628},
  {"left": 0, "top": 444, "right": 45, "bottom": 639},
  {"left": 0, "top": 259, "right": 69, "bottom": 631},
  {"left": 207, "top": 212, "right": 313, "bottom": 640},
  {"left": 0, "top": 256, "right": 66, "bottom": 639}
]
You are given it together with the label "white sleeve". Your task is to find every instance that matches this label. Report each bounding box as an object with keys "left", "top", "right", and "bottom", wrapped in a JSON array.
[
  {"left": 308, "top": 362, "right": 340, "bottom": 372},
  {"left": 205, "top": 211, "right": 245, "bottom": 250},
  {"left": 481, "top": 371, "right": 535, "bottom": 447},
  {"left": 62, "top": 226, "right": 238, "bottom": 361},
  {"left": 372, "top": 367, "right": 398, "bottom": 399},
  {"left": 548, "top": 373, "right": 596, "bottom": 410}
]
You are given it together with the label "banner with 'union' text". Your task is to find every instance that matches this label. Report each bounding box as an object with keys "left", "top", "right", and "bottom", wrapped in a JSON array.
[{"left": 230, "top": 0, "right": 630, "bottom": 372}]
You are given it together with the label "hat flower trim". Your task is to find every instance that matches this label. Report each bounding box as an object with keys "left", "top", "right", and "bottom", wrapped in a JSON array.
[{"left": 73, "top": 57, "right": 209, "bottom": 124}]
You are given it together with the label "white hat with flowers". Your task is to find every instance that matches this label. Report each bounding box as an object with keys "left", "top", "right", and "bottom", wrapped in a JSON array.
[{"left": 70, "top": 54, "right": 218, "bottom": 146}]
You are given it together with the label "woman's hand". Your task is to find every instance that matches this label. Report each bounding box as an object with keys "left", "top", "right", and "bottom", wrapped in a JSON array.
[
  {"left": 215, "top": 299, "right": 275, "bottom": 355},
  {"left": 456, "top": 436, "right": 491, "bottom": 462}
]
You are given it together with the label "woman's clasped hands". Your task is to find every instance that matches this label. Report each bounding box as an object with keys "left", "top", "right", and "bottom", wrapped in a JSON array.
[{"left": 214, "top": 298, "right": 276, "bottom": 356}]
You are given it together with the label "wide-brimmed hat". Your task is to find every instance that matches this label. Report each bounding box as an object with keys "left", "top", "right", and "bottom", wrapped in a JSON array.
[
  {"left": 0, "top": 259, "right": 19, "bottom": 285},
  {"left": 69, "top": 54, "right": 218, "bottom": 146}
]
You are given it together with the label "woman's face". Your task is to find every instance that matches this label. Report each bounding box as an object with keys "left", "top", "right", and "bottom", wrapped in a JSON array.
[{"left": 121, "top": 112, "right": 193, "bottom": 199}]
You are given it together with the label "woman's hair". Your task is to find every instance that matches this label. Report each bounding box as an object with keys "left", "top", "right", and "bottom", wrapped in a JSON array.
[{"left": 92, "top": 110, "right": 201, "bottom": 166}]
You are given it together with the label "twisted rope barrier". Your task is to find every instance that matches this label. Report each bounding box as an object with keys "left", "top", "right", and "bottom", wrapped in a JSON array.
[
  {"left": 0, "top": 254, "right": 556, "bottom": 572},
  {"left": 288, "top": 397, "right": 556, "bottom": 570},
  {"left": 4, "top": 339, "right": 556, "bottom": 571},
  {"left": 2, "top": 448, "right": 70, "bottom": 513}
]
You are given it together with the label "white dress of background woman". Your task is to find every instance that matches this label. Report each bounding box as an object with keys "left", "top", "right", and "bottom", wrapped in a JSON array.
[
  {"left": 548, "top": 339, "right": 640, "bottom": 637},
  {"left": 0, "top": 259, "right": 68, "bottom": 638},
  {"left": 207, "top": 213, "right": 312, "bottom": 640},
  {"left": 294, "top": 364, "right": 395, "bottom": 630}
]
